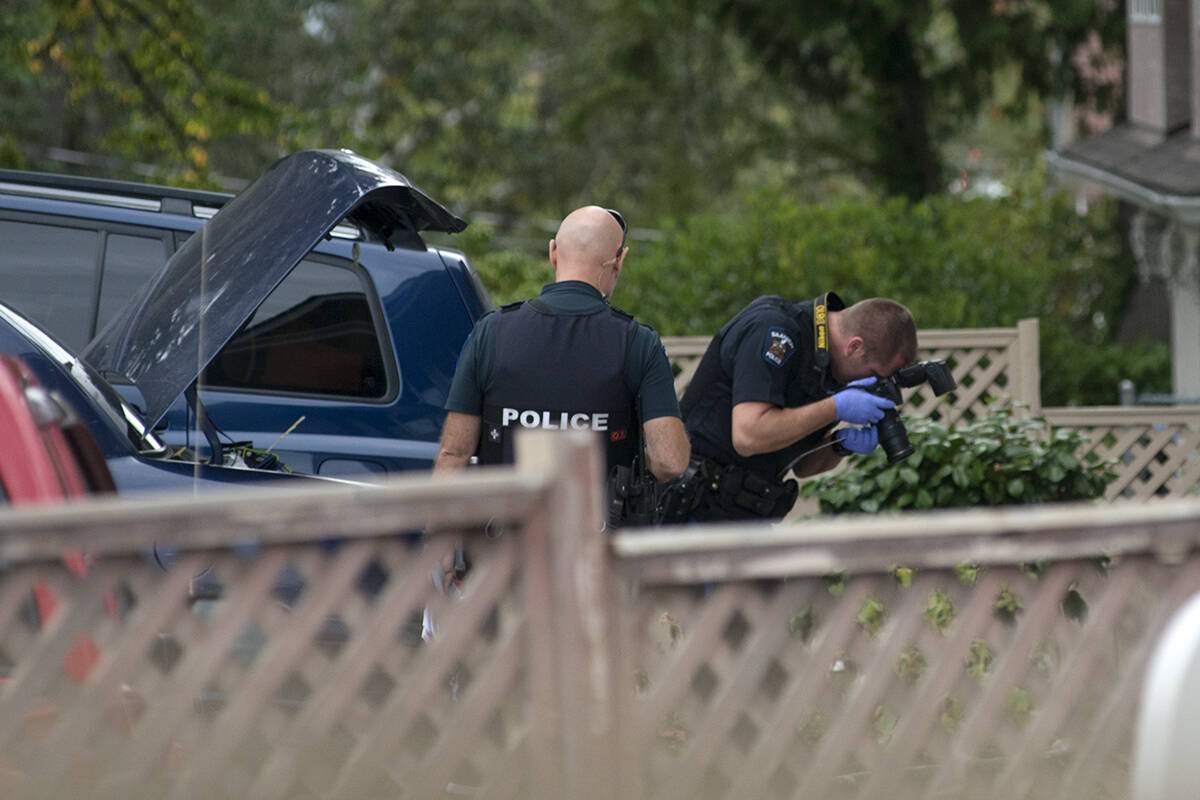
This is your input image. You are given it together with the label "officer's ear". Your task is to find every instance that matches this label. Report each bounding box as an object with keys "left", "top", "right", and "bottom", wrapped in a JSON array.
[
  {"left": 612, "top": 246, "right": 628, "bottom": 278},
  {"left": 549, "top": 238, "right": 559, "bottom": 271},
  {"left": 844, "top": 335, "right": 867, "bottom": 358}
]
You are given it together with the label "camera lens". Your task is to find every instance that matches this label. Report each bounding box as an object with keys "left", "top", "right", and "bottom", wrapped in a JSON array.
[{"left": 877, "top": 409, "right": 914, "bottom": 463}]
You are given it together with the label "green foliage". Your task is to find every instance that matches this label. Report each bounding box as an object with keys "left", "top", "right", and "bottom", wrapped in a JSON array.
[
  {"left": 966, "top": 639, "right": 993, "bottom": 681},
  {"left": 1, "top": 0, "right": 285, "bottom": 185},
  {"left": 890, "top": 566, "right": 915, "bottom": 588},
  {"left": 857, "top": 596, "right": 886, "bottom": 637},
  {"left": 715, "top": 0, "right": 1124, "bottom": 199},
  {"left": 790, "top": 605, "right": 817, "bottom": 642},
  {"left": 1022, "top": 561, "right": 1049, "bottom": 581},
  {"left": 954, "top": 564, "right": 981, "bottom": 585},
  {"left": 1042, "top": 336, "right": 1172, "bottom": 408},
  {"left": 799, "top": 408, "right": 1117, "bottom": 514},
  {"left": 924, "top": 588, "right": 956, "bottom": 634},
  {"left": 1005, "top": 687, "right": 1035, "bottom": 728},
  {"left": 0, "top": 0, "right": 1127, "bottom": 215},
  {"left": 449, "top": 223, "right": 550, "bottom": 306},
  {"left": 873, "top": 704, "right": 899, "bottom": 743},
  {"left": 994, "top": 587, "right": 1023, "bottom": 624},
  {"left": 822, "top": 572, "right": 847, "bottom": 597},
  {"left": 941, "top": 695, "right": 965, "bottom": 731},
  {"left": 896, "top": 646, "right": 926, "bottom": 685}
]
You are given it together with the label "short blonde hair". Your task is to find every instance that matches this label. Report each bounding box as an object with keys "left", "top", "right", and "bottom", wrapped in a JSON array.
[{"left": 841, "top": 298, "right": 917, "bottom": 365}]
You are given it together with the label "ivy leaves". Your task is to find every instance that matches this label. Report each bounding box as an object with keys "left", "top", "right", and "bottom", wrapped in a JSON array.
[{"left": 800, "top": 408, "right": 1117, "bottom": 513}]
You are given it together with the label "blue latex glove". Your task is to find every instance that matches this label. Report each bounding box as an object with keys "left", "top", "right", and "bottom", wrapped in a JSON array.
[
  {"left": 838, "top": 425, "right": 878, "bottom": 455},
  {"left": 833, "top": 377, "right": 894, "bottom": 424}
]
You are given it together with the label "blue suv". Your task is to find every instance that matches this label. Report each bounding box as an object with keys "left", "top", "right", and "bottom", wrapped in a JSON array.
[{"left": 0, "top": 150, "right": 492, "bottom": 480}]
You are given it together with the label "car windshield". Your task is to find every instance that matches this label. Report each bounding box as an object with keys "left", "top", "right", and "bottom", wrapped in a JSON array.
[{"left": 0, "top": 304, "right": 166, "bottom": 454}]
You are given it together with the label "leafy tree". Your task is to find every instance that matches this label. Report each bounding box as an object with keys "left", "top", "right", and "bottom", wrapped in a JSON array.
[
  {"left": 712, "top": 0, "right": 1125, "bottom": 199},
  {"left": 0, "top": 2, "right": 47, "bottom": 168},
  {"left": 0, "top": 0, "right": 285, "bottom": 185},
  {"left": 0, "top": 0, "right": 1126, "bottom": 215},
  {"left": 267, "top": 0, "right": 789, "bottom": 222},
  {"left": 305, "top": 0, "right": 548, "bottom": 212}
]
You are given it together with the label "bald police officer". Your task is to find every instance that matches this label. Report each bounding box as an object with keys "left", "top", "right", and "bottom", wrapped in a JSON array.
[{"left": 434, "top": 205, "right": 690, "bottom": 508}]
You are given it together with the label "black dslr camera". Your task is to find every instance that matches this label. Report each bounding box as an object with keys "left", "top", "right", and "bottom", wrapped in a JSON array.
[{"left": 865, "top": 359, "right": 957, "bottom": 463}]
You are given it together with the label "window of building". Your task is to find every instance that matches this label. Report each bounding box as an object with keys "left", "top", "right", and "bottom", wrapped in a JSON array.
[{"left": 1131, "top": 0, "right": 1162, "bottom": 23}]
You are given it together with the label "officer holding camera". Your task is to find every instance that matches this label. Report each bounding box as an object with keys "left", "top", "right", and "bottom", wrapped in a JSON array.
[
  {"left": 661, "top": 292, "right": 917, "bottom": 523},
  {"left": 434, "top": 205, "right": 690, "bottom": 520}
]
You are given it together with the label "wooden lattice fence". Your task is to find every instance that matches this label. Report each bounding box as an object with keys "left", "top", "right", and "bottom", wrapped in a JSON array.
[
  {"left": 2, "top": 433, "right": 1200, "bottom": 800},
  {"left": 665, "top": 317, "right": 1200, "bottom": 502},
  {"left": 1044, "top": 406, "right": 1200, "bottom": 502},
  {"left": 614, "top": 506, "right": 1200, "bottom": 800},
  {"left": 0, "top": 436, "right": 610, "bottom": 800}
]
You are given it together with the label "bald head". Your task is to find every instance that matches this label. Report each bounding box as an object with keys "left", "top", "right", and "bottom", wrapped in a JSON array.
[{"left": 549, "top": 205, "right": 627, "bottom": 295}]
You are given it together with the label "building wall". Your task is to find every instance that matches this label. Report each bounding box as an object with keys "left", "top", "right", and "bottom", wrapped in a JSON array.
[{"left": 1128, "top": 0, "right": 1192, "bottom": 131}]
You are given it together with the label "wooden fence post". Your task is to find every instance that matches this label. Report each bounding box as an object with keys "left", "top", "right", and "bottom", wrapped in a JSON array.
[
  {"left": 1014, "top": 317, "right": 1041, "bottom": 414},
  {"left": 516, "top": 430, "right": 622, "bottom": 800}
]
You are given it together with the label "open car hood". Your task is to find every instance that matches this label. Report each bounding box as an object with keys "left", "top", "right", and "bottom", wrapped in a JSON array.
[{"left": 84, "top": 149, "right": 466, "bottom": 428}]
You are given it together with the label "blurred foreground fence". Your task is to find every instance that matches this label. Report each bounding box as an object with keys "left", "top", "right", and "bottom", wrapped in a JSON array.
[
  {"left": 2, "top": 432, "right": 1200, "bottom": 799},
  {"left": 665, "top": 317, "right": 1200, "bottom": 501}
]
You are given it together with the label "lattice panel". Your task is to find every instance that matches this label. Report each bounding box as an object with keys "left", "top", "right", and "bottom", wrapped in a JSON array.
[
  {"left": 907, "top": 346, "right": 1015, "bottom": 425},
  {"left": 1074, "top": 422, "right": 1200, "bottom": 502},
  {"left": 624, "top": 555, "right": 1200, "bottom": 800},
  {"left": 0, "top": 531, "right": 533, "bottom": 800}
]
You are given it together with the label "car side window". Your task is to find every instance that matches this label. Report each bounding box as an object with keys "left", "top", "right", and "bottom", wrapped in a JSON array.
[
  {"left": 0, "top": 218, "right": 98, "bottom": 350},
  {"left": 203, "top": 258, "right": 388, "bottom": 399},
  {"left": 96, "top": 233, "right": 169, "bottom": 338}
]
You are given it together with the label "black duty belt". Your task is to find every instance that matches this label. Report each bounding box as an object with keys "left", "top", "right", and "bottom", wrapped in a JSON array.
[{"left": 659, "top": 454, "right": 798, "bottom": 522}]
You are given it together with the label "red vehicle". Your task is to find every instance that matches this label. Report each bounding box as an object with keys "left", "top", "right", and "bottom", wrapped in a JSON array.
[{"left": 0, "top": 353, "right": 115, "bottom": 506}]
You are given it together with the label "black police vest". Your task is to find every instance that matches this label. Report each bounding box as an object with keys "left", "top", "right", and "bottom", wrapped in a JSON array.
[{"left": 477, "top": 299, "right": 639, "bottom": 469}]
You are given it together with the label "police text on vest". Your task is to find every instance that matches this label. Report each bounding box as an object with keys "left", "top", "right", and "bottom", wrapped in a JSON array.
[{"left": 501, "top": 408, "right": 609, "bottom": 431}]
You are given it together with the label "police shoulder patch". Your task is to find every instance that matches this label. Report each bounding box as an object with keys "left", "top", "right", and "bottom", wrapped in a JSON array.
[{"left": 762, "top": 327, "right": 796, "bottom": 367}]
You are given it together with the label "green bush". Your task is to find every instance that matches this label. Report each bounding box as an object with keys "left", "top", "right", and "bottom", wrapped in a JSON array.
[
  {"left": 620, "top": 186, "right": 1169, "bottom": 407},
  {"left": 621, "top": 183, "right": 1115, "bottom": 333},
  {"left": 431, "top": 225, "right": 551, "bottom": 306},
  {"left": 798, "top": 409, "right": 1116, "bottom": 513}
]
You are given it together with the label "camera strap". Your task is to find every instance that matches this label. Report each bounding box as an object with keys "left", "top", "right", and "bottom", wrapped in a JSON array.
[{"left": 811, "top": 292, "right": 831, "bottom": 373}]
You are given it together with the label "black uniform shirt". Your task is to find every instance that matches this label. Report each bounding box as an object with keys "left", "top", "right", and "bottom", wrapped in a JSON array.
[{"left": 682, "top": 293, "right": 846, "bottom": 479}]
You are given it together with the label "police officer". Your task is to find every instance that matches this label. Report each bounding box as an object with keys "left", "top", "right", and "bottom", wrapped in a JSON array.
[
  {"left": 666, "top": 292, "right": 917, "bottom": 522},
  {"left": 434, "top": 205, "right": 690, "bottom": 496}
]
